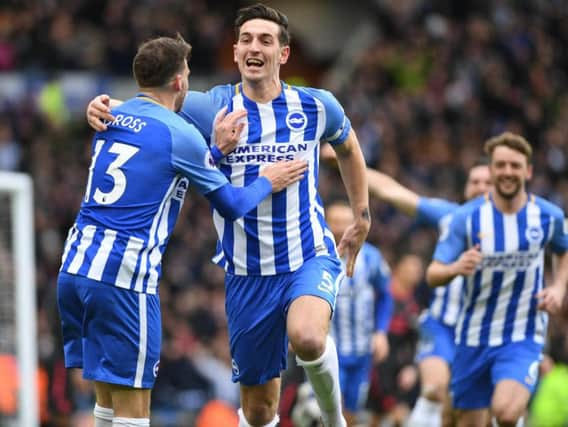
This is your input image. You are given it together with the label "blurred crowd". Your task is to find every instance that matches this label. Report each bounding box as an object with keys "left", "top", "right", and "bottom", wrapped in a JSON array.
[{"left": 1, "top": 0, "right": 568, "bottom": 426}]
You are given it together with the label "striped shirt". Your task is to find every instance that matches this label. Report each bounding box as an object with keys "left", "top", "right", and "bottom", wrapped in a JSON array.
[
  {"left": 433, "top": 193, "right": 568, "bottom": 346},
  {"left": 331, "top": 242, "right": 393, "bottom": 358},
  {"left": 417, "top": 197, "right": 463, "bottom": 326},
  {"left": 181, "top": 83, "right": 351, "bottom": 275},
  {"left": 60, "top": 96, "right": 228, "bottom": 294}
]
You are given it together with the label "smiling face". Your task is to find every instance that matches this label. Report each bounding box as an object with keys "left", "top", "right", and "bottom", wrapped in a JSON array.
[
  {"left": 490, "top": 145, "right": 532, "bottom": 200},
  {"left": 233, "top": 18, "right": 290, "bottom": 84}
]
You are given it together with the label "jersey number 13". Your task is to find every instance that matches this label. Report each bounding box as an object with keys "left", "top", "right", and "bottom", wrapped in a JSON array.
[{"left": 84, "top": 139, "right": 139, "bottom": 205}]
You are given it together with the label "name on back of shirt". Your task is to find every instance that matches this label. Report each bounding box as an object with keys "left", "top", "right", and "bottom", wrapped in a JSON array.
[{"left": 104, "top": 114, "right": 147, "bottom": 133}]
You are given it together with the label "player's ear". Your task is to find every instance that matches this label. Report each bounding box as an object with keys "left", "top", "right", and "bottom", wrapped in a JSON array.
[
  {"left": 233, "top": 44, "right": 238, "bottom": 63},
  {"left": 173, "top": 74, "right": 183, "bottom": 92},
  {"left": 526, "top": 164, "right": 533, "bottom": 181},
  {"left": 280, "top": 45, "right": 290, "bottom": 65}
]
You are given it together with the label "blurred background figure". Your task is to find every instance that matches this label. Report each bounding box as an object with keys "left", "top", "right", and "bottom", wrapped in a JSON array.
[
  {"left": 327, "top": 200, "right": 394, "bottom": 426},
  {"left": 366, "top": 255, "right": 422, "bottom": 427}
]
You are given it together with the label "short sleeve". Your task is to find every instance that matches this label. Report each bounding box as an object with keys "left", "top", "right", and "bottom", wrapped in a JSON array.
[
  {"left": 432, "top": 209, "right": 468, "bottom": 264},
  {"left": 306, "top": 88, "right": 351, "bottom": 145},
  {"left": 550, "top": 213, "right": 568, "bottom": 254}
]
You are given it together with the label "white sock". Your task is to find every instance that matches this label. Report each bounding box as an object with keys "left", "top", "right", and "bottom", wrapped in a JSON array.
[
  {"left": 112, "top": 417, "right": 150, "bottom": 426},
  {"left": 406, "top": 396, "right": 442, "bottom": 427},
  {"left": 94, "top": 404, "right": 114, "bottom": 427},
  {"left": 238, "top": 408, "right": 280, "bottom": 427},
  {"left": 296, "top": 335, "right": 345, "bottom": 427},
  {"left": 491, "top": 416, "right": 524, "bottom": 427}
]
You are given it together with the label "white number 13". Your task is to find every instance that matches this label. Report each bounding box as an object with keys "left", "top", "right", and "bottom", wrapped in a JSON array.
[{"left": 85, "top": 139, "right": 139, "bottom": 205}]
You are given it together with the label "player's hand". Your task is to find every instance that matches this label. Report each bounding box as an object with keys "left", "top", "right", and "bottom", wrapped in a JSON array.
[
  {"left": 371, "top": 331, "right": 389, "bottom": 363},
  {"left": 454, "top": 245, "right": 482, "bottom": 276},
  {"left": 261, "top": 160, "right": 308, "bottom": 192},
  {"left": 536, "top": 284, "right": 566, "bottom": 315},
  {"left": 87, "top": 94, "right": 114, "bottom": 132},
  {"left": 337, "top": 213, "right": 370, "bottom": 277},
  {"left": 213, "top": 106, "right": 247, "bottom": 155}
]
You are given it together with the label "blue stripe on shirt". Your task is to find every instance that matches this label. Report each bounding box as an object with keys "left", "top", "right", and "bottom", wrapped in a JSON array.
[
  {"left": 297, "top": 89, "right": 318, "bottom": 141},
  {"left": 244, "top": 165, "right": 261, "bottom": 273},
  {"left": 271, "top": 95, "right": 291, "bottom": 272},
  {"left": 503, "top": 207, "right": 529, "bottom": 340},
  {"left": 479, "top": 206, "right": 505, "bottom": 345},
  {"left": 460, "top": 211, "right": 481, "bottom": 344}
]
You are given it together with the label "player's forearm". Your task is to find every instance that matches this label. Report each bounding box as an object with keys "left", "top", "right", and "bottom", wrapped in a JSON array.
[
  {"left": 335, "top": 130, "right": 370, "bottom": 223},
  {"left": 426, "top": 261, "right": 459, "bottom": 287},
  {"left": 375, "top": 291, "right": 394, "bottom": 331},
  {"left": 367, "top": 169, "right": 419, "bottom": 217},
  {"left": 205, "top": 179, "right": 271, "bottom": 221},
  {"left": 550, "top": 252, "right": 568, "bottom": 289}
]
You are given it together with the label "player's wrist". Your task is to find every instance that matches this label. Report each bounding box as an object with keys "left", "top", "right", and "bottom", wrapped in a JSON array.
[{"left": 352, "top": 207, "right": 371, "bottom": 227}]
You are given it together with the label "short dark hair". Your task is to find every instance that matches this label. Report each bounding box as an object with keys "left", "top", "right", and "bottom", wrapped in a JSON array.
[
  {"left": 484, "top": 132, "right": 533, "bottom": 163},
  {"left": 133, "top": 34, "right": 192, "bottom": 88},
  {"left": 235, "top": 3, "right": 290, "bottom": 46}
]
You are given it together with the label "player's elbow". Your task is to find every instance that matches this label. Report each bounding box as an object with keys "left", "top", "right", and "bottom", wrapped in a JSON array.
[
  {"left": 426, "top": 262, "right": 447, "bottom": 287},
  {"left": 215, "top": 204, "right": 240, "bottom": 221}
]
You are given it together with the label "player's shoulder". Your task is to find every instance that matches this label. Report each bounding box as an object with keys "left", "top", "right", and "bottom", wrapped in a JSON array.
[
  {"left": 532, "top": 194, "right": 565, "bottom": 217},
  {"left": 111, "top": 97, "right": 182, "bottom": 137},
  {"left": 419, "top": 197, "right": 459, "bottom": 217},
  {"left": 452, "top": 195, "right": 487, "bottom": 219},
  {"left": 207, "top": 83, "right": 237, "bottom": 107},
  {"left": 291, "top": 85, "right": 342, "bottom": 107}
]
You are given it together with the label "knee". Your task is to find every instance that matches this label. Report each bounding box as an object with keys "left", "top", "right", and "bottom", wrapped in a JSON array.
[
  {"left": 492, "top": 405, "right": 522, "bottom": 427},
  {"left": 242, "top": 403, "right": 277, "bottom": 426},
  {"left": 422, "top": 382, "right": 447, "bottom": 403},
  {"left": 289, "top": 328, "right": 327, "bottom": 360}
]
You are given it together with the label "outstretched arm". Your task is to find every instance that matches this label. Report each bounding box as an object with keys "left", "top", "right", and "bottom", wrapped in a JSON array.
[
  {"left": 367, "top": 169, "right": 420, "bottom": 217},
  {"left": 333, "top": 129, "right": 371, "bottom": 277}
]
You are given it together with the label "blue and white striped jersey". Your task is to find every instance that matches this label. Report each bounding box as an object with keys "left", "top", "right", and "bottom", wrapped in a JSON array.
[
  {"left": 180, "top": 83, "right": 351, "bottom": 275},
  {"left": 417, "top": 197, "right": 464, "bottom": 326},
  {"left": 60, "top": 96, "right": 228, "bottom": 294},
  {"left": 433, "top": 193, "right": 568, "bottom": 347},
  {"left": 331, "top": 242, "right": 393, "bottom": 358}
]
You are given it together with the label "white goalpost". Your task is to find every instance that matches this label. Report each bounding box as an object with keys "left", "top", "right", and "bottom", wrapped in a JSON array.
[{"left": 0, "top": 171, "right": 38, "bottom": 427}]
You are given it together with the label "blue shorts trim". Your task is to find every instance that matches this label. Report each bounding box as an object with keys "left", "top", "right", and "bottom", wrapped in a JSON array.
[
  {"left": 415, "top": 313, "right": 456, "bottom": 364},
  {"left": 57, "top": 272, "right": 161, "bottom": 388},
  {"left": 225, "top": 255, "right": 342, "bottom": 385},
  {"left": 451, "top": 340, "right": 543, "bottom": 410}
]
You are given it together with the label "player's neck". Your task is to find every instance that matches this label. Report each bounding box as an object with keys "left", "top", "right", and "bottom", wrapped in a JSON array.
[
  {"left": 241, "top": 78, "right": 282, "bottom": 103},
  {"left": 491, "top": 190, "right": 528, "bottom": 214},
  {"left": 137, "top": 90, "right": 175, "bottom": 111}
]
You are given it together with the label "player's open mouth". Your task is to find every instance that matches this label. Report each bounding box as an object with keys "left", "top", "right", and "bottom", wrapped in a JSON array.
[{"left": 246, "top": 58, "right": 264, "bottom": 68}]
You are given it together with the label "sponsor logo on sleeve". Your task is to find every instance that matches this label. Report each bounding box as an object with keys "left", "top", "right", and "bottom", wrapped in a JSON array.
[{"left": 204, "top": 150, "right": 217, "bottom": 169}]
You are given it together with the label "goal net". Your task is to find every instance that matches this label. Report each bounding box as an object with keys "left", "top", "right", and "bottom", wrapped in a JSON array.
[{"left": 0, "top": 171, "right": 38, "bottom": 427}]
